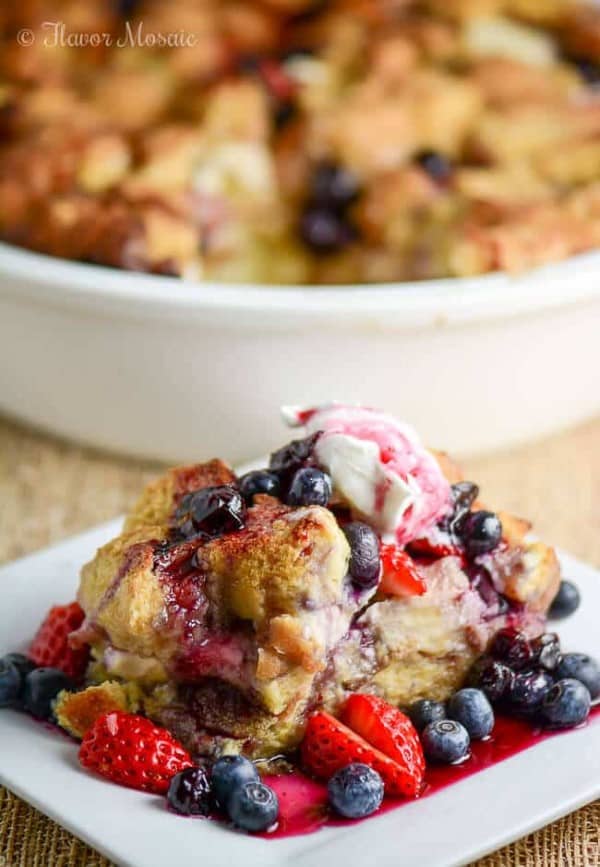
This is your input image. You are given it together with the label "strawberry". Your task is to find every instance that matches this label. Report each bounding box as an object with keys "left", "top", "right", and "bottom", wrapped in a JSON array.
[
  {"left": 29, "top": 601, "right": 89, "bottom": 681},
  {"left": 79, "top": 711, "right": 193, "bottom": 794},
  {"left": 380, "top": 544, "right": 426, "bottom": 597},
  {"left": 342, "top": 694, "right": 425, "bottom": 797},
  {"left": 301, "top": 711, "right": 420, "bottom": 798}
]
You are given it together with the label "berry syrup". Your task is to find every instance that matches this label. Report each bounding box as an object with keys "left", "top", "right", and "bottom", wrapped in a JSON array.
[{"left": 260, "top": 707, "right": 600, "bottom": 839}]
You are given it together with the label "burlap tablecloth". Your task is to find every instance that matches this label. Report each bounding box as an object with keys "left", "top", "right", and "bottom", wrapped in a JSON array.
[{"left": 0, "top": 415, "right": 598, "bottom": 867}]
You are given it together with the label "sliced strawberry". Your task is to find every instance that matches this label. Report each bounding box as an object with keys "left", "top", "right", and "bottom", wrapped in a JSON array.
[
  {"left": 29, "top": 601, "right": 89, "bottom": 681},
  {"left": 380, "top": 544, "right": 426, "bottom": 597},
  {"left": 301, "top": 711, "right": 419, "bottom": 798},
  {"left": 79, "top": 711, "right": 193, "bottom": 794},
  {"left": 342, "top": 694, "right": 425, "bottom": 797}
]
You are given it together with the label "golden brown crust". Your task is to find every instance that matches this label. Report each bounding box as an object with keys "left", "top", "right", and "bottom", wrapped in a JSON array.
[
  {"left": 2, "top": 1, "right": 600, "bottom": 282},
  {"left": 54, "top": 681, "right": 132, "bottom": 739}
]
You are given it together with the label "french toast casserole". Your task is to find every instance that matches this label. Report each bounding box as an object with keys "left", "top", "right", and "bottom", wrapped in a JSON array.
[
  {"left": 61, "top": 404, "right": 561, "bottom": 761},
  {"left": 2, "top": 1, "right": 600, "bottom": 283}
]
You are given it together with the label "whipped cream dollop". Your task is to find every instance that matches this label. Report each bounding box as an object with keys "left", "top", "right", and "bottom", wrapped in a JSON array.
[{"left": 282, "top": 404, "right": 451, "bottom": 546}]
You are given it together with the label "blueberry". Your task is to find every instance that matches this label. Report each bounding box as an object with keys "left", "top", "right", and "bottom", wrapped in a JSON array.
[
  {"left": 238, "top": 470, "right": 280, "bottom": 504},
  {"left": 489, "top": 628, "right": 533, "bottom": 671},
  {"left": 548, "top": 581, "right": 581, "bottom": 620},
  {"left": 447, "top": 688, "right": 494, "bottom": 740},
  {"left": 212, "top": 755, "right": 259, "bottom": 810},
  {"left": 181, "top": 485, "right": 246, "bottom": 539},
  {"left": 540, "top": 678, "right": 591, "bottom": 729},
  {"left": 407, "top": 699, "right": 446, "bottom": 732},
  {"left": 343, "top": 522, "right": 381, "bottom": 590},
  {"left": 227, "top": 780, "right": 279, "bottom": 832},
  {"left": 460, "top": 511, "right": 502, "bottom": 557},
  {"left": 327, "top": 763, "right": 384, "bottom": 819},
  {"left": 3, "top": 653, "right": 36, "bottom": 679},
  {"left": 299, "top": 207, "right": 357, "bottom": 254},
  {"left": 555, "top": 653, "right": 600, "bottom": 699},
  {"left": 286, "top": 467, "right": 332, "bottom": 507},
  {"left": 415, "top": 150, "right": 453, "bottom": 183},
  {"left": 23, "top": 668, "right": 73, "bottom": 719},
  {"left": 0, "top": 659, "right": 22, "bottom": 708},
  {"left": 167, "top": 766, "right": 212, "bottom": 816},
  {"left": 507, "top": 670, "right": 554, "bottom": 715},
  {"left": 421, "top": 719, "right": 470, "bottom": 764},
  {"left": 467, "top": 656, "right": 514, "bottom": 705},
  {"left": 530, "top": 633, "right": 561, "bottom": 671},
  {"left": 310, "top": 162, "right": 360, "bottom": 211},
  {"left": 269, "top": 432, "right": 320, "bottom": 482}
]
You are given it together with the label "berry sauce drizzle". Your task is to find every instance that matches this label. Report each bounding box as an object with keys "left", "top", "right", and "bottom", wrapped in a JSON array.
[{"left": 259, "top": 707, "right": 600, "bottom": 839}]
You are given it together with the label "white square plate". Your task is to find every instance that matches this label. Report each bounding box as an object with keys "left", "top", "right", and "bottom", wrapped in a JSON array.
[{"left": 0, "top": 520, "right": 598, "bottom": 867}]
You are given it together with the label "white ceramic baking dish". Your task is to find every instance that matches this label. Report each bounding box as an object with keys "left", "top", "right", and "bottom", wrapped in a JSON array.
[{"left": 0, "top": 240, "right": 599, "bottom": 464}]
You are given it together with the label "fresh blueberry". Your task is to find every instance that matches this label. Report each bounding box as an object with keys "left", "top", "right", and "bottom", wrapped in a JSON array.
[
  {"left": 3, "top": 653, "right": 36, "bottom": 679},
  {"left": 238, "top": 470, "right": 280, "bottom": 504},
  {"left": 489, "top": 628, "right": 533, "bottom": 671},
  {"left": 548, "top": 580, "right": 581, "bottom": 620},
  {"left": 299, "top": 207, "right": 357, "bottom": 254},
  {"left": 415, "top": 150, "right": 453, "bottom": 183},
  {"left": 327, "top": 763, "right": 384, "bottom": 819},
  {"left": 447, "top": 688, "right": 494, "bottom": 740},
  {"left": 422, "top": 719, "right": 470, "bottom": 764},
  {"left": 343, "top": 522, "right": 381, "bottom": 590},
  {"left": 310, "top": 162, "right": 360, "bottom": 211},
  {"left": 23, "top": 668, "right": 73, "bottom": 719},
  {"left": 459, "top": 511, "right": 502, "bottom": 557},
  {"left": 167, "top": 766, "right": 212, "bottom": 816},
  {"left": 407, "top": 699, "right": 446, "bottom": 732},
  {"left": 540, "top": 678, "right": 591, "bottom": 729},
  {"left": 530, "top": 633, "right": 561, "bottom": 671},
  {"left": 227, "top": 780, "right": 279, "bottom": 832},
  {"left": 286, "top": 467, "right": 332, "bottom": 507},
  {"left": 179, "top": 485, "right": 246, "bottom": 539},
  {"left": 555, "top": 653, "right": 600, "bottom": 699},
  {"left": 212, "top": 755, "right": 259, "bottom": 810},
  {"left": 0, "top": 659, "right": 22, "bottom": 708},
  {"left": 269, "top": 433, "right": 320, "bottom": 483},
  {"left": 467, "top": 656, "right": 515, "bottom": 705},
  {"left": 507, "top": 670, "right": 554, "bottom": 715}
]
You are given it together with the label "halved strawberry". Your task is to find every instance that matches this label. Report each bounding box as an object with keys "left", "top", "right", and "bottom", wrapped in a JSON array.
[
  {"left": 79, "top": 711, "right": 193, "bottom": 794},
  {"left": 29, "top": 601, "right": 89, "bottom": 681},
  {"left": 301, "top": 711, "right": 420, "bottom": 798},
  {"left": 342, "top": 694, "right": 425, "bottom": 797},
  {"left": 380, "top": 544, "right": 426, "bottom": 597}
]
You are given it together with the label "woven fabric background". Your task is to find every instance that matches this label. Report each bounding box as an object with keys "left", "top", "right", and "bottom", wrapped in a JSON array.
[{"left": 0, "top": 415, "right": 598, "bottom": 867}]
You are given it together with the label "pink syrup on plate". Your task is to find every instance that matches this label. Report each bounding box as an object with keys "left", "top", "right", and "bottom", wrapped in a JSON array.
[{"left": 258, "top": 707, "right": 600, "bottom": 839}]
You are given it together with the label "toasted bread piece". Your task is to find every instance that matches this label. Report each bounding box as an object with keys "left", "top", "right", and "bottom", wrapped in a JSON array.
[
  {"left": 78, "top": 463, "right": 353, "bottom": 750},
  {"left": 54, "top": 681, "right": 133, "bottom": 739}
]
